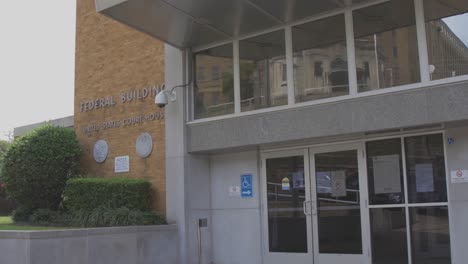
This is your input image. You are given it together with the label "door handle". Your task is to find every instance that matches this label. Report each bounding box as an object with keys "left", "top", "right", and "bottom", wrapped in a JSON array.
[
  {"left": 303, "top": 200, "right": 312, "bottom": 215},
  {"left": 311, "top": 200, "right": 317, "bottom": 216}
]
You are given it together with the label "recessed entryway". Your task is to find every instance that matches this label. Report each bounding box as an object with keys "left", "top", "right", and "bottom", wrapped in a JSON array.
[{"left": 261, "top": 132, "right": 451, "bottom": 264}]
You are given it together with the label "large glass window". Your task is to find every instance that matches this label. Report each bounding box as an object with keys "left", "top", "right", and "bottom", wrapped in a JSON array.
[
  {"left": 239, "top": 30, "right": 287, "bottom": 112},
  {"left": 371, "top": 208, "right": 408, "bottom": 264},
  {"left": 366, "top": 138, "right": 405, "bottom": 205},
  {"left": 367, "top": 134, "right": 450, "bottom": 264},
  {"left": 191, "top": 0, "right": 468, "bottom": 120},
  {"left": 405, "top": 134, "right": 447, "bottom": 204},
  {"left": 424, "top": 0, "right": 468, "bottom": 80},
  {"left": 292, "top": 15, "right": 349, "bottom": 103},
  {"left": 266, "top": 156, "right": 307, "bottom": 253},
  {"left": 354, "top": 0, "right": 420, "bottom": 92},
  {"left": 194, "top": 44, "right": 234, "bottom": 119},
  {"left": 410, "top": 207, "right": 451, "bottom": 264}
]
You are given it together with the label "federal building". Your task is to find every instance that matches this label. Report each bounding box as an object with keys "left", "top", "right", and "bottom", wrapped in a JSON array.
[
  {"left": 75, "top": 0, "right": 468, "bottom": 263},
  {"left": 71, "top": 0, "right": 166, "bottom": 211}
]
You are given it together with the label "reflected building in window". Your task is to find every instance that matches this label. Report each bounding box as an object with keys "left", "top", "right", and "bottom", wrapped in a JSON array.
[
  {"left": 425, "top": 0, "right": 468, "bottom": 81},
  {"left": 426, "top": 19, "right": 468, "bottom": 80},
  {"left": 293, "top": 45, "right": 350, "bottom": 102},
  {"left": 354, "top": 0, "right": 421, "bottom": 92},
  {"left": 354, "top": 27, "right": 420, "bottom": 92},
  {"left": 239, "top": 30, "right": 288, "bottom": 112},
  {"left": 292, "top": 14, "right": 350, "bottom": 103},
  {"left": 194, "top": 0, "right": 468, "bottom": 115},
  {"left": 194, "top": 44, "right": 235, "bottom": 119}
]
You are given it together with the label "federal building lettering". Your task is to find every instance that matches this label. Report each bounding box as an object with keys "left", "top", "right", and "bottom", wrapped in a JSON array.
[
  {"left": 80, "top": 96, "right": 116, "bottom": 112},
  {"left": 80, "top": 85, "right": 165, "bottom": 112},
  {"left": 120, "top": 85, "right": 164, "bottom": 103}
]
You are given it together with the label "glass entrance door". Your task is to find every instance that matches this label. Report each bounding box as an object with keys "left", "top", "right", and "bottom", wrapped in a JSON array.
[
  {"left": 262, "top": 136, "right": 450, "bottom": 264},
  {"left": 261, "top": 149, "right": 313, "bottom": 264},
  {"left": 262, "top": 144, "right": 370, "bottom": 264},
  {"left": 310, "top": 143, "right": 370, "bottom": 264}
]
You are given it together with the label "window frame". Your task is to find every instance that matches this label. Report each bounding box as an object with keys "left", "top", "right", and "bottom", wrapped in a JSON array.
[
  {"left": 189, "top": 0, "right": 468, "bottom": 123},
  {"left": 365, "top": 132, "right": 452, "bottom": 264}
]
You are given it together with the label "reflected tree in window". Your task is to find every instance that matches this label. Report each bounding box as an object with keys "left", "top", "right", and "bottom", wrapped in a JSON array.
[
  {"left": 239, "top": 30, "right": 288, "bottom": 112},
  {"left": 354, "top": 0, "right": 420, "bottom": 92},
  {"left": 292, "top": 14, "right": 349, "bottom": 103},
  {"left": 194, "top": 44, "right": 234, "bottom": 119}
]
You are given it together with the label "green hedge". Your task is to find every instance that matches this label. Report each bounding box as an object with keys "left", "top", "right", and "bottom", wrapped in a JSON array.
[
  {"left": 29, "top": 207, "right": 166, "bottom": 227},
  {"left": 68, "top": 207, "right": 166, "bottom": 227},
  {"left": 63, "top": 178, "right": 152, "bottom": 211},
  {"left": 29, "top": 209, "right": 69, "bottom": 226}
]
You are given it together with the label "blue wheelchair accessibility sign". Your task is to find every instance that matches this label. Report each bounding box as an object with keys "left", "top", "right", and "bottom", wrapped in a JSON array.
[{"left": 241, "top": 174, "right": 253, "bottom": 198}]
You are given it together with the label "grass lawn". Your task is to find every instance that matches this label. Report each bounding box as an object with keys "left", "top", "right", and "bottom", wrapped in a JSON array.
[{"left": 0, "top": 216, "right": 59, "bottom": 231}]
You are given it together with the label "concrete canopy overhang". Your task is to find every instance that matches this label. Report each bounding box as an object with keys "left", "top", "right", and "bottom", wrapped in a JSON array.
[{"left": 96, "top": 0, "right": 376, "bottom": 49}]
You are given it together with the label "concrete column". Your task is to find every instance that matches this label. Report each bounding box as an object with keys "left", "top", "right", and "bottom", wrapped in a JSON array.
[
  {"left": 165, "top": 45, "right": 213, "bottom": 264},
  {"left": 165, "top": 45, "right": 188, "bottom": 264},
  {"left": 445, "top": 126, "right": 468, "bottom": 264}
]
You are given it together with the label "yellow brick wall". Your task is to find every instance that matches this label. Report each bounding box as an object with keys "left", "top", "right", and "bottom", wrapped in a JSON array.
[{"left": 74, "top": 0, "right": 166, "bottom": 214}]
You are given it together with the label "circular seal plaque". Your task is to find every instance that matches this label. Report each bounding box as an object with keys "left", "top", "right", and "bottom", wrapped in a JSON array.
[
  {"left": 93, "top": 140, "right": 109, "bottom": 163},
  {"left": 136, "top": 133, "right": 153, "bottom": 159}
]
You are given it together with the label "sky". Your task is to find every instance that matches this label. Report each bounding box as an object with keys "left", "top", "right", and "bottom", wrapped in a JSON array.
[
  {"left": 0, "top": 1, "right": 76, "bottom": 140},
  {"left": 443, "top": 15, "right": 468, "bottom": 47}
]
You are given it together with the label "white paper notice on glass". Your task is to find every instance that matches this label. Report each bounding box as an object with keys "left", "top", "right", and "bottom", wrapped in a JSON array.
[
  {"left": 331, "top": 170, "right": 346, "bottom": 197},
  {"left": 115, "top": 156, "right": 130, "bottom": 173},
  {"left": 316, "top": 172, "right": 331, "bottom": 194},
  {"left": 415, "top": 164, "right": 434, "bottom": 193},
  {"left": 292, "top": 172, "right": 305, "bottom": 188},
  {"left": 373, "top": 155, "right": 401, "bottom": 194}
]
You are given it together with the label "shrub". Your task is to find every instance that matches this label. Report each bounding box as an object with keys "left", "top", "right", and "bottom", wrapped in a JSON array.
[
  {"left": 63, "top": 177, "right": 152, "bottom": 211},
  {"left": 29, "top": 209, "right": 71, "bottom": 226},
  {"left": 12, "top": 206, "right": 34, "bottom": 222},
  {"left": 30, "top": 209, "right": 63, "bottom": 226},
  {"left": 1, "top": 125, "right": 81, "bottom": 211},
  {"left": 0, "top": 140, "right": 10, "bottom": 176},
  {"left": 69, "top": 207, "right": 166, "bottom": 228}
]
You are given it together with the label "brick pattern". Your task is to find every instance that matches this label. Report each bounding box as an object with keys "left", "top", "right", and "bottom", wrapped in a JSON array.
[{"left": 74, "top": 0, "right": 166, "bottom": 213}]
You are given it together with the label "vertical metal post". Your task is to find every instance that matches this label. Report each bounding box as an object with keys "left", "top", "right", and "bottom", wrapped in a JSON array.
[
  {"left": 414, "top": 0, "right": 431, "bottom": 82},
  {"left": 345, "top": 8, "right": 358, "bottom": 95},
  {"left": 233, "top": 40, "right": 241, "bottom": 113},
  {"left": 401, "top": 138, "right": 413, "bottom": 264},
  {"left": 197, "top": 222, "right": 202, "bottom": 264},
  {"left": 285, "top": 26, "right": 295, "bottom": 105}
]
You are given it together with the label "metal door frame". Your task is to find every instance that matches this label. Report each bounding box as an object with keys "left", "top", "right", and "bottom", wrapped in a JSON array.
[
  {"left": 308, "top": 142, "right": 371, "bottom": 264},
  {"left": 260, "top": 149, "right": 314, "bottom": 264}
]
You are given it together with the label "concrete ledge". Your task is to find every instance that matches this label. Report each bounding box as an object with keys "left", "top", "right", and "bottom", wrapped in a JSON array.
[
  {"left": 188, "top": 81, "right": 468, "bottom": 153},
  {"left": 0, "top": 224, "right": 178, "bottom": 239},
  {"left": 0, "top": 225, "right": 179, "bottom": 264}
]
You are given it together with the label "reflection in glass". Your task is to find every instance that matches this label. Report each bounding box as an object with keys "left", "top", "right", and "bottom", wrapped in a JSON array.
[
  {"left": 410, "top": 207, "right": 451, "bottom": 264},
  {"left": 292, "top": 15, "right": 349, "bottom": 103},
  {"left": 424, "top": 0, "right": 468, "bottom": 80},
  {"left": 366, "top": 139, "right": 405, "bottom": 205},
  {"left": 371, "top": 208, "right": 408, "bottom": 264},
  {"left": 354, "top": 0, "right": 420, "bottom": 92},
  {"left": 405, "top": 134, "right": 447, "bottom": 204},
  {"left": 239, "top": 30, "right": 287, "bottom": 112},
  {"left": 315, "top": 150, "right": 362, "bottom": 254},
  {"left": 266, "top": 156, "right": 307, "bottom": 253},
  {"left": 194, "top": 44, "right": 234, "bottom": 119}
]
